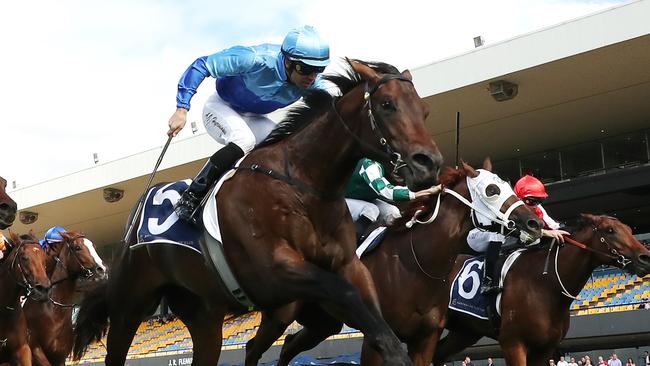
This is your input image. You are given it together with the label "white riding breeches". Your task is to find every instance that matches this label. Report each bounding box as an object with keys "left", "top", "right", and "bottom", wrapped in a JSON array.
[
  {"left": 203, "top": 93, "right": 277, "bottom": 153},
  {"left": 466, "top": 228, "right": 506, "bottom": 253},
  {"left": 346, "top": 198, "right": 402, "bottom": 226}
]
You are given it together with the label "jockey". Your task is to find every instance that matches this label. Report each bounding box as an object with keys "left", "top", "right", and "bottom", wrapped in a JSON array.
[
  {"left": 169, "top": 25, "right": 330, "bottom": 223},
  {"left": 39, "top": 225, "right": 67, "bottom": 249},
  {"left": 471, "top": 175, "right": 569, "bottom": 294},
  {"left": 345, "top": 158, "right": 437, "bottom": 241}
]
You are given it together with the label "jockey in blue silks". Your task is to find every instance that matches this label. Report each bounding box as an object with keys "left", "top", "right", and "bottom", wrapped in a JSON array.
[
  {"left": 39, "top": 226, "right": 67, "bottom": 249},
  {"left": 168, "top": 25, "right": 330, "bottom": 223}
]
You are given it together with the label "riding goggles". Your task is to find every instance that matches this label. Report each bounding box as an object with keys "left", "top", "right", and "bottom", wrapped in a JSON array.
[{"left": 293, "top": 61, "right": 326, "bottom": 75}]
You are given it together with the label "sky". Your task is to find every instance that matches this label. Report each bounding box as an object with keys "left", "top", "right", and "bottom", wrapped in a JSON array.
[{"left": 0, "top": 0, "right": 627, "bottom": 190}]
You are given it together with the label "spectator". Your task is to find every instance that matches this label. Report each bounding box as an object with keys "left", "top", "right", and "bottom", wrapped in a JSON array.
[
  {"left": 558, "top": 356, "right": 569, "bottom": 366},
  {"left": 585, "top": 355, "right": 593, "bottom": 366},
  {"left": 550, "top": 359, "right": 556, "bottom": 366},
  {"left": 464, "top": 356, "right": 474, "bottom": 366},
  {"left": 487, "top": 358, "right": 494, "bottom": 366},
  {"left": 609, "top": 354, "right": 622, "bottom": 366},
  {"left": 627, "top": 358, "right": 636, "bottom": 366},
  {"left": 643, "top": 351, "right": 650, "bottom": 366},
  {"left": 570, "top": 357, "right": 579, "bottom": 366},
  {"left": 598, "top": 356, "right": 606, "bottom": 366}
]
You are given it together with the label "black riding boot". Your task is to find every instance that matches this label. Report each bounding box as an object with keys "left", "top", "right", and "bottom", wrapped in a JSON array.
[
  {"left": 354, "top": 215, "right": 375, "bottom": 245},
  {"left": 174, "top": 142, "right": 245, "bottom": 223},
  {"left": 480, "top": 241, "right": 502, "bottom": 295}
]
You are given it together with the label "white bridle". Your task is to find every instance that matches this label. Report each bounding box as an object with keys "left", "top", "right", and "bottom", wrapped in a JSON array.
[{"left": 406, "top": 170, "right": 524, "bottom": 234}]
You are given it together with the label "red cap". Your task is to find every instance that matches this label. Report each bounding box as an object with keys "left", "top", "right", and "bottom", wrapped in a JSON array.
[{"left": 514, "top": 175, "right": 548, "bottom": 199}]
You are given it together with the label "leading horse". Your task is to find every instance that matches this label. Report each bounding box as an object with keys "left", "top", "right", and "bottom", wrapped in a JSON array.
[
  {"left": 0, "top": 232, "right": 51, "bottom": 366},
  {"left": 73, "top": 60, "right": 443, "bottom": 366},
  {"left": 0, "top": 176, "right": 17, "bottom": 230},
  {"left": 434, "top": 214, "right": 650, "bottom": 366},
  {"left": 25, "top": 231, "right": 107, "bottom": 366},
  {"left": 245, "top": 161, "right": 544, "bottom": 366}
]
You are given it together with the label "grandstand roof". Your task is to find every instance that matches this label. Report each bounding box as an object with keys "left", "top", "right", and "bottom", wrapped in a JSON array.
[{"left": 6, "top": 0, "right": 650, "bottom": 248}]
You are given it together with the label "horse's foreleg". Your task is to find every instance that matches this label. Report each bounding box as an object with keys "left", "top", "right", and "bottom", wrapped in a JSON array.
[
  {"left": 433, "top": 331, "right": 481, "bottom": 366},
  {"left": 278, "top": 305, "right": 343, "bottom": 366},
  {"left": 246, "top": 303, "right": 299, "bottom": 366},
  {"left": 30, "top": 346, "right": 52, "bottom": 366},
  {"left": 12, "top": 343, "right": 32, "bottom": 366},
  {"left": 501, "top": 342, "right": 528, "bottom": 366},
  {"left": 408, "top": 334, "right": 438, "bottom": 366},
  {"left": 274, "top": 251, "right": 409, "bottom": 366}
]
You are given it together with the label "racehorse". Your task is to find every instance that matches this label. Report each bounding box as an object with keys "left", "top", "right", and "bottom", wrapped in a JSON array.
[
  {"left": 0, "top": 232, "right": 51, "bottom": 366},
  {"left": 72, "top": 59, "right": 443, "bottom": 366},
  {"left": 24, "top": 231, "right": 106, "bottom": 366},
  {"left": 0, "top": 176, "right": 17, "bottom": 229},
  {"left": 434, "top": 214, "right": 650, "bottom": 366},
  {"left": 244, "top": 160, "right": 545, "bottom": 366}
]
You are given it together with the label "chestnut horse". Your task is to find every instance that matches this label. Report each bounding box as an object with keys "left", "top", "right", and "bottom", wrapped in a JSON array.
[
  {"left": 72, "top": 60, "right": 443, "bottom": 366},
  {"left": 24, "top": 231, "right": 107, "bottom": 366},
  {"left": 0, "top": 176, "right": 17, "bottom": 230},
  {"left": 434, "top": 214, "right": 650, "bottom": 366},
  {"left": 0, "top": 232, "right": 51, "bottom": 366},
  {"left": 244, "top": 161, "right": 544, "bottom": 366}
]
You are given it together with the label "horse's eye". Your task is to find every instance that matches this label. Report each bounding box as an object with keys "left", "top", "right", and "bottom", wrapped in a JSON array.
[
  {"left": 607, "top": 227, "right": 616, "bottom": 234},
  {"left": 381, "top": 100, "right": 396, "bottom": 111},
  {"left": 73, "top": 246, "right": 82, "bottom": 251},
  {"left": 21, "top": 255, "right": 29, "bottom": 262},
  {"left": 485, "top": 184, "right": 501, "bottom": 197}
]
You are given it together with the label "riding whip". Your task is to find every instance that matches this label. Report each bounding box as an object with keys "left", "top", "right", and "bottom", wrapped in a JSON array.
[
  {"left": 455, "top": 111, "right": 460, "bottom": 169},
  {"left": 122, "top": 135, "right": 173, "bottom": 243}
]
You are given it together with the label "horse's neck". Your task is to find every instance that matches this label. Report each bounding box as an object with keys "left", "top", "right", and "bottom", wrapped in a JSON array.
[
  {"left": 553, "top": 229, "right": 600, "bottom": 301},
  {"left": 395, "top": 182, "right": 473, "bottom": 278},
  {"left": 282, "top": 94, "right": 363, "bottom": 197},
  {"left": 0, "top": 259, "right": 24, "bottom": 309},
  {"left": 50, "top": 255, "right": 78, "bottom": 303}
]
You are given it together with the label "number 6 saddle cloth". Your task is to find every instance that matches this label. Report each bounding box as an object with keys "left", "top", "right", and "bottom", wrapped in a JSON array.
[{"left": 448, "top": 249, "right": 525, "bottom": 320}]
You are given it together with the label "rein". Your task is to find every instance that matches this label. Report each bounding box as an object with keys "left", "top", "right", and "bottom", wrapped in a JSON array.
[
  {"left": 551, "top": 228, "right": 631, "bottom": 300},
  {"left": 6, "top": 242, "right": 41, "bottom": 310},
  {"left": 47, "top": 234, "right": 97, "bottom": 308},
  {"left": 332, "top": 74, "right": 414, "bottom": 175}
]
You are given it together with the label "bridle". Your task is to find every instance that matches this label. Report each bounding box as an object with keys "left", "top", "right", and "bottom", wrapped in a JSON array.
[
  {"left": 6, "top": 241, "right": 46, "bottom": 310},
  {"left": 48, "top": 234, "right": 97, "bottom": 308},
  {"left": 553, "top": 219, "right": 632, "bottom": 300},
  {"left": 332, "top": 74, "right": 414, "bottom": 175},
  {"left": 50, "top": 234, "right": 95, "bottom": 285}
]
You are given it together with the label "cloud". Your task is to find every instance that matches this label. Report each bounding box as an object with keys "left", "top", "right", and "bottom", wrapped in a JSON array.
[{"left": 0, "top": 0, "right": 626, "bottom": 188}]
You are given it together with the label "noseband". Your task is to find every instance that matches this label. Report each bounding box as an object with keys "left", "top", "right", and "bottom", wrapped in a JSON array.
[{"left": 333, "top": 74, "right": 414, "bottom": 175}]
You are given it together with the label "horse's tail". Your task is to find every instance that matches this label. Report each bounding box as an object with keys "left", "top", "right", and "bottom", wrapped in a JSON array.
[{"left": 72, "top": 280, "right": 109, "bottom": 361}]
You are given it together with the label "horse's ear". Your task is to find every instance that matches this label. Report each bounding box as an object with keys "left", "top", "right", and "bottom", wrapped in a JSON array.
[
  {"left": 482, "top": 157, "right": 492, "bottom": 172},
  {"left": 28, "top": 229, "right": 38, "bottom": 241},
  {"left": 579, "top": 213, "right": 597, "bottom": 227},
  {"left": 401, "top": 69, "right": 413, "bottom": 81},
  {"left": 461, "top": 160, "right": 478, "bottom": 178},
  {"left": 8, "top": 229, "right": 20, "bottom": 244},
  {"left": 350, "top": 61, "right": 380, "bottom": 84},
  {"left": 60, "top": 231, "right": 71, "bottom": 241}
]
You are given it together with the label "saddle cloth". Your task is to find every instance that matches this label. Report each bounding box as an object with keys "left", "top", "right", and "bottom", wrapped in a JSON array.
[
  {"left": 448, "top": 249, "right": 525, "bottom": 320},
  {"left": 133, "top": 163, "right": 254, "bottom": 310}
]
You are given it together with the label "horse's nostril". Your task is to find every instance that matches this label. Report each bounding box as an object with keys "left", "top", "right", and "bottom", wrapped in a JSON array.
[{"left": 638, "top": 254, "right": 650, "bottom": 265}]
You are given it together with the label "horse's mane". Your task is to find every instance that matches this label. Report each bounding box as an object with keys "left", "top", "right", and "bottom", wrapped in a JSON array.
[
  {"left": 390, "top": 167, "right": 468, "bottom": 230},
  {"left": 255, "top": 59, "right": 401, "bottom": 149}
]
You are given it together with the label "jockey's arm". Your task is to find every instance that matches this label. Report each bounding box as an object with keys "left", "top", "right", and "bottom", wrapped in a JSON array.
[
  {"left": 538, "top": 205, "right": 569, "bottom": 242},
  {"left": 361, "top": 159, "right": 415, "bottom": 202}
]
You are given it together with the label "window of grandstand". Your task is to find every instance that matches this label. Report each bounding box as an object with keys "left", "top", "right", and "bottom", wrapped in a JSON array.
[
  {"left": 560, "top": 141, "right": 604, "bottom": 179},
  {"left": 492, "top": 159, "right": 521, "bottom": 184},
  {"left": 602, "top": 131, "right": 649, "bottom": 170},
  {"left": 521, "top": 151, "right": 561, "bottom": 183}
]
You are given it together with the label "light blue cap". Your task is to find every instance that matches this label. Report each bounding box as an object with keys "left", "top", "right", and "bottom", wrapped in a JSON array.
[{"left": 281, "top": 25, "right": 330, "bottom": 67}]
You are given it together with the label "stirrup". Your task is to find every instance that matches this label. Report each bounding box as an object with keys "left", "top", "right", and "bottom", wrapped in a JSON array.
[{"left": 174, "top": 192, "right": 202, "bottom": 223}]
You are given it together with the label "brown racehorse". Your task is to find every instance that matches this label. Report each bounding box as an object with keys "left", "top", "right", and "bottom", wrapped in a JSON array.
[
  {"left": 72, "top": 60, "right": 443, "bottom": 366},
  {"left": 434, "top": 214, "right": 650, "bottom": 366},
  {"left": 0, "top": 176, "right": 17, "bottom": 230},
  {"left": 244, "top": 161, "right": 544, "bottom": 366},
  {"left": 24, "top": 231, "right": 106, "bottom": 366},
  {"left": 0, "top": 232, "right": 51, "bottom": 366}
]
